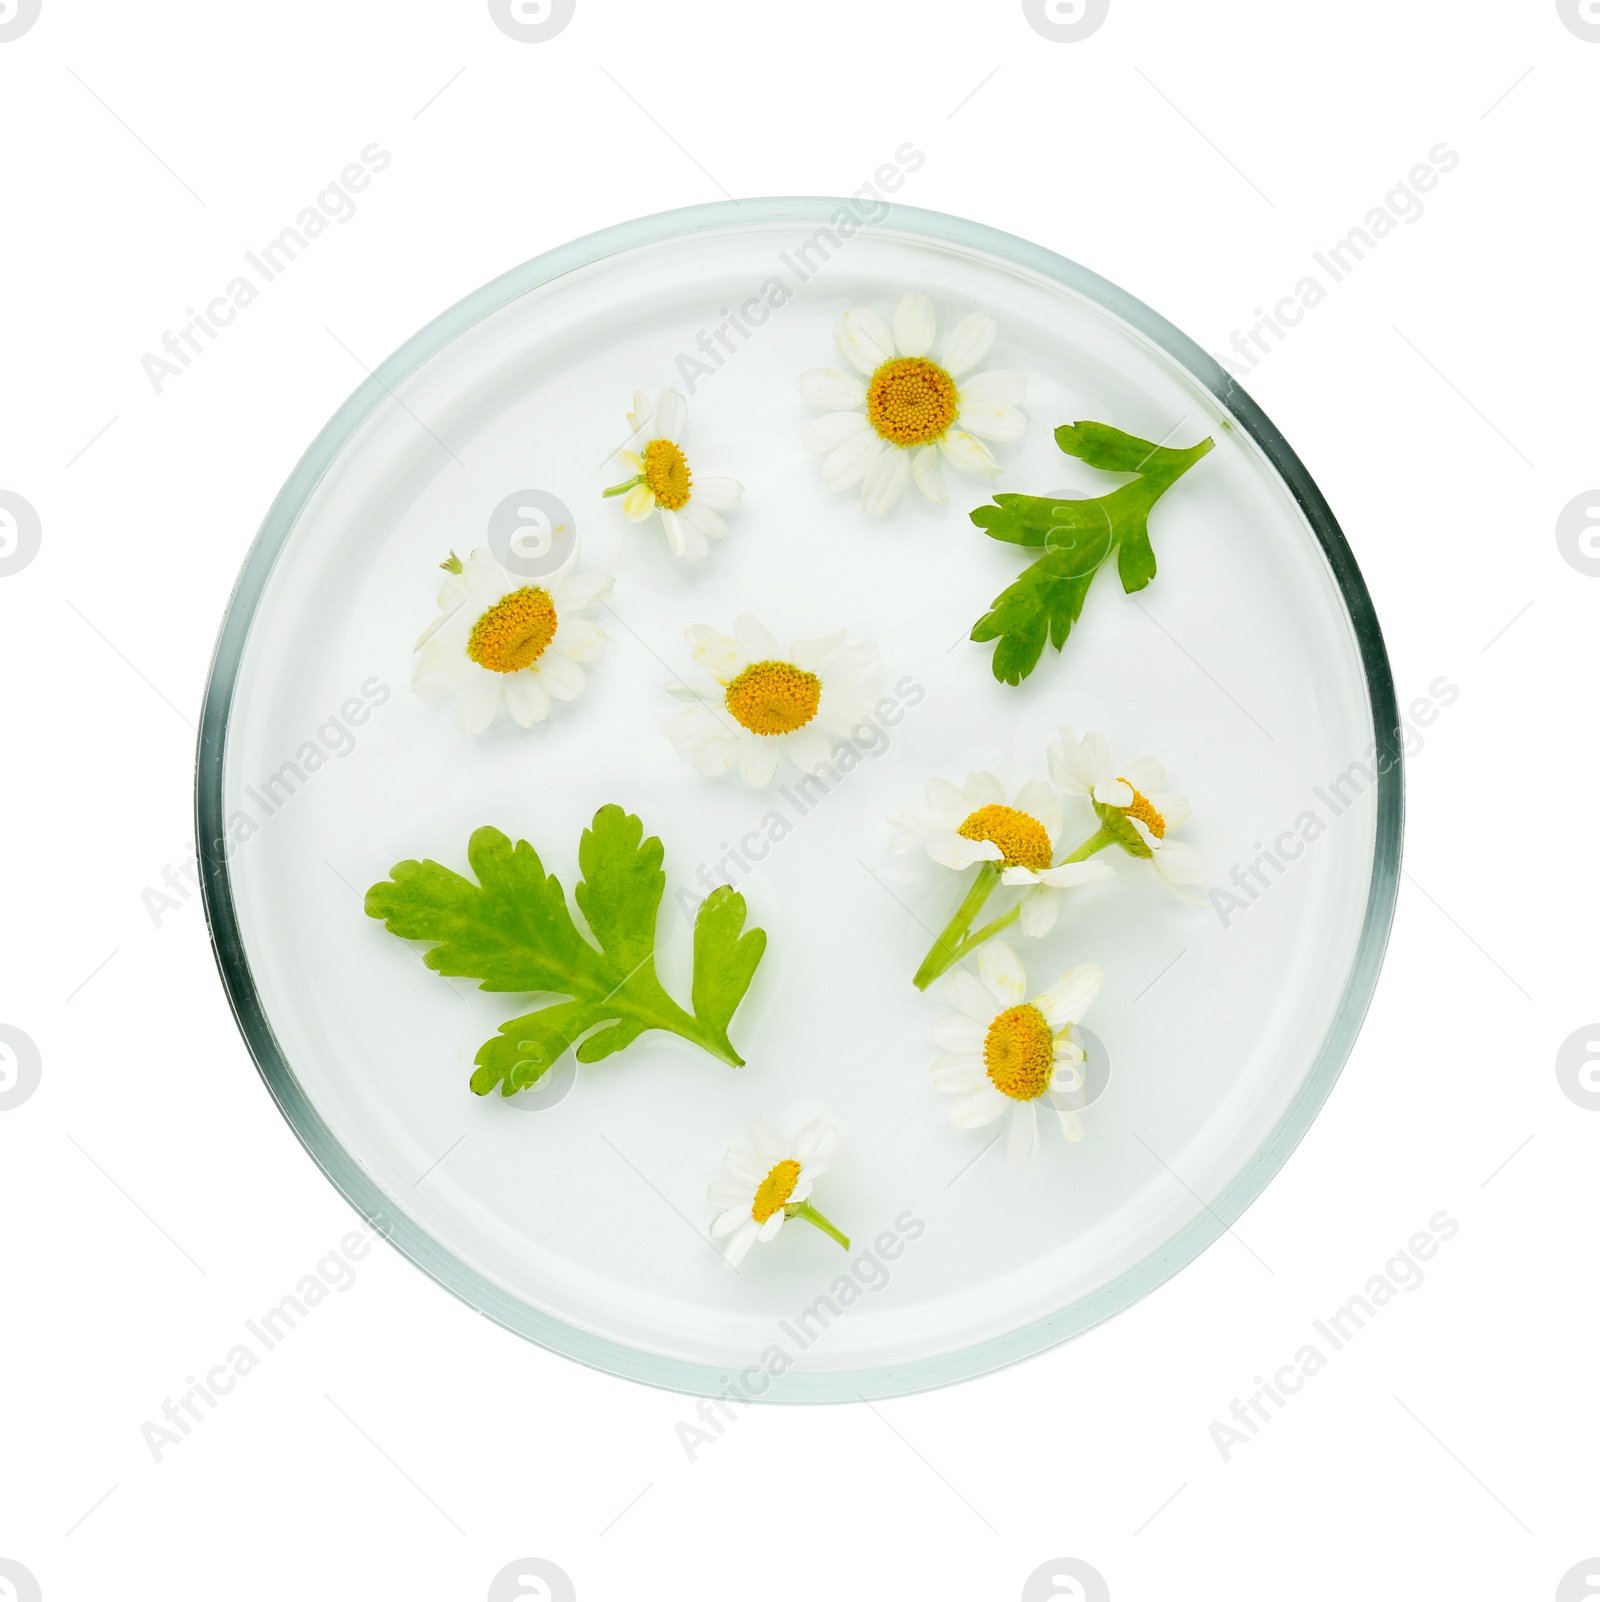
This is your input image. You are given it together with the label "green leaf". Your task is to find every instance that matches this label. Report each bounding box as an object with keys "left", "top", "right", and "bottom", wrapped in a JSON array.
[
  {"left": 367, "top": 808, "right": 767, "bottom": 1098},
  {"left": 690, "top": 885, "right": 768, "bottom": 1045},
  {"left": 969, "top": 420, "right": 1213, "bottom": 685}
]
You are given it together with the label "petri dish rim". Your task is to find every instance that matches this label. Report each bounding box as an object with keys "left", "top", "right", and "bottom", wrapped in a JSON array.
[{"left": 195, "top": 197, "right": 1404, "bottom": 1402}]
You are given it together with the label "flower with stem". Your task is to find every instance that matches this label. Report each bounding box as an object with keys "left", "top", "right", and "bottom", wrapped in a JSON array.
[
  {"left": 1047, "top": 726, "right": 1208, "bottom": 896},
  {"left": 894, "top": 771, "right": 1113, "bottom": 991},
  {"left": 932, "top": 942, "right": 1102, "bottom": 1164},
  {"left": 603, "top": 388, "right": 743, "bottom": 563},
  {"left": 708, "top": 1117, "right": 849, "bottom": 1267},
  {"left": 800, "top": 292, "right": 1026, "bottom": 514}
]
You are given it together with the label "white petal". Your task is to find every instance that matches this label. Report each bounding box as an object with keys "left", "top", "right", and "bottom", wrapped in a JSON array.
[
  {"left": 976, "top": 940, "right": 1027, "bottom": 1006},
  {"left": 948, "top": 1087, "right": 1007, "bottom": 1129},
  {"left": 835, "top": 306, "right": 895, "bottom": 374},
  {"left": 627, "top": 389, "right": 654, "bottom": 434},
  {"left": 738, "top": 739, "right": 780, "bottom": 788},
  {"left": 946, "top": 970, "right": 1000, "bottom": 1024},
  {"left": 746, "top": 1116, "right": 785, "bottom": 1168},
  {"left": 695, "top": 475, "right": 743, "bottom": 511},
  {"left": 1047, "top": 726, "right": 1098, "bottom": 795},
  {"left": 686, "top": 625, "right": 745, "bottom": 680},
  {"left": 662, "top": 507, "right": 709, "bottom": 564},
  {"left": 653, "top": 388, "right": 688, "bottom": 441},
  {"left": 1014, "top": 777, "right": 1062, "bottom": 842},
  {"left": 1123, "top": 756, "right": 1166, "bottom": 793},
  {"left": 938, "top": 428, "right": 1001, "bottom": 477},
  {"left": 799, "top": 368, "right": 868, "bottom": 410},
  {"left": 962, "top": 771, "right": 1006, "bottom": 809},
  {"left": 803, "top": 411, "right": 872, "bottom": 453},
  {"left": 721, "top": 1219, "right": 761, "bottom": 1266},
  {"left": 957, "top": 368, "right": 1026, "bottom": 406},
  {"left": 757, "top": 1212, "right": 787, "bottom": 1243},
  {"left": 724, "top": 1143, "right": 764, "bottom": 1184},
  {"left": 893, "top": 292, "right": 937, "bottom": 357},
  {"left": 956, "top": 399, "right": 1027, "bottom": 443},
  {"left": 797, "top": 366, "right": 871, "bottom": 410},
  {"left": 553, "top": 570, "right": 613, "bottom": 613},
  {"left": 1153, "top": 838, "right": 1210, "bottom": 889},
  {"left": 1094, "top": 777, "right": 1134, "bottom": 809},
  {"left": 926, "top": 832, "right": 1002, "bottom": 871},
  {"left": 861, "top": 446, "right": 911, "bottom": 515},
  {"left": 462, "top": 548, "right": 510, "bottom": 607},
  {"left": 503, "top": 672, "right": 552, "bottom": 726},
  {"left": 793, "top": 1120, "right": 839, "bottom": 1167},
  {"left": 1050, "top": 1100, "right": 1084, "bottom": 1142},
  {"left": 923, "top": 777, "right": 967, "bottom": 822},
  {"left": 681, "top": 501, "right": 726, "bottom": 543},
  {"left": 622, "top": 483, "right": 656, "bottom": 522},
  {"left": 821, "top": 432, "right": 884, "bottom": 491},
  {"left": 531, "top": 651, "right": 584, "bottom": 701},
  {"left": 942, "top": 312, "right": 997, "bottom": 377},
  {"left": 931, "top": 1053, "right": 986, "bottom": 1092},
  {"left": 1034, "top": 964, "right": 1104, "bottom": 1032},
  {"left": 1016, "top": 885, "right": 1060, "bottom": 938},
  {"left": 781, "top": 724, "right": 834, "bottom": 774},
  {"left": 555, "top": 618, "right": 608, "bottom": 662},
  {"left": 931, "top": 1013, "right": 986, "bottom": 1053},
  {"left": 911, "top": 444, "right": 947, "bottom": 504},
  {"left": 732, "top": 614, "right": 781, "bottom": 661},
  {"left": 1006, "top": 1100, "right": 1039, "bottom": 1164},
  {"left": 1156, "top": 791, "right": 1192, "bottom": 830}
]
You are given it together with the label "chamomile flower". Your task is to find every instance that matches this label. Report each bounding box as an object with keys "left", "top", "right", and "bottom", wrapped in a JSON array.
[
  {"left": 708, "top": 1116, "right": 849, "bottom": 1266},
  {"left": 667, "top": 615, "right": 881, "bottom": 788},
  {"left": 931, "top": 942, "right": 1102, "bottom": 1164},
  {"left": 799, "top": 291, "right": 1027, "bottom": 514},
  {"left": 412, "top": 548, "right": 611, "bottom": 734},
  {"left": 604, "top": 388, "right": 743, "bottom": 563},
  {"left": 890, "top": 771, "right": 1112, "bottom": 938},
  {"left": 1048, "top": 725, "right": 1208, "bottom": 896}
]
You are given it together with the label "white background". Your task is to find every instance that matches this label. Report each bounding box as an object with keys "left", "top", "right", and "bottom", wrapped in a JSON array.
[{"left": 0, "top": 2, "right": 1590, "bottom": 1598}]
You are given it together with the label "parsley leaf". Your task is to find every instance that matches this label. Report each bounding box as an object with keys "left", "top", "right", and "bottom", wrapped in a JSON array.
[
  {"left": 969, "top": 421, "right": 1214, "bottom": 685},
  {"left": 364, "top": 804, "right": 767, "bottom": 1097}
]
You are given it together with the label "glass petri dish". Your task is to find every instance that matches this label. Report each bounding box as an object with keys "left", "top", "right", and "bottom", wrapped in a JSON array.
[{"left": 197, "top": 199, "right": 1401, "bottom": 1401}]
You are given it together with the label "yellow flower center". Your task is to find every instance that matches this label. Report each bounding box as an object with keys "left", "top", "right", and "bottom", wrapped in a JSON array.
[
  {"left": 751, "top": 1158, "right": 802, "bottom": 1223},
  {"left": 724, "top": 660, "right": 822, "bottom": 736},
  {"left": 983, "top": 1004, "right": 1056, "bottom": 1102},
  {"left": 957, "top": 804, "right": 1053, "bottom": 871},
  {"left": 866, "top": 356, "right": 958, "bottom": 446},
  {"left": 643, "top": 438, "right": 692, "bottom": 510},
  {"left": 466, "top": 587, "right": 558, "bottom": 674},
  {"left": 1118, "top": 778, "right": 1166, "bottom": 839}
]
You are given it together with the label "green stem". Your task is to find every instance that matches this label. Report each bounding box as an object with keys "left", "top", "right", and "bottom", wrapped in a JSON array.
[
  {"left": 912, "top": 826, "right": 1121, "bottom": 991},
  {"left": 789, "top": 1200, "right": 850, "bottom": 1251},
  {"left": 602, "top": 474, "right": 643, "bottom": 498},
  {"left": 913, "top": 861, "right": 1001, "bottom": 991}
]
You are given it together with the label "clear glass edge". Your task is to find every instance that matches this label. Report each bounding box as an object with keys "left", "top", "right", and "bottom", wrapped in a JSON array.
[{"left": 193, "top": 197, "right": 1405, "bottom": 1404}]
